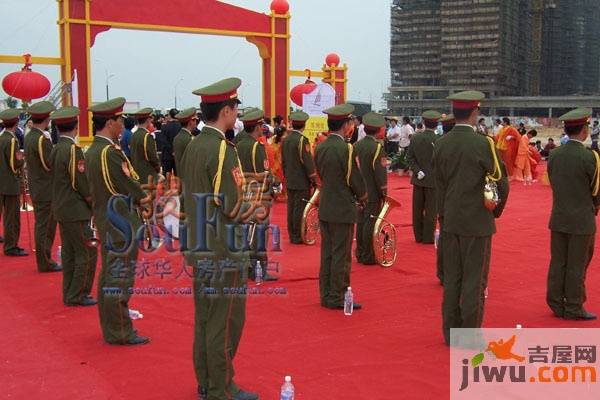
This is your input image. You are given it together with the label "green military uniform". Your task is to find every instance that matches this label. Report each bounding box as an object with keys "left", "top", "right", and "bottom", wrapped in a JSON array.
[
  {"left": 184, "top": 78, "right": 253, "bottom": 400},
  {"left": 441, "top": 114, "right": 455, "bottom": 135},
  {"left": 434, "top": 91, "right": 509, "bottom": 345},
  {"left": 353, "top": 112, "right": 387, "bottom": 265},
  {"left": 235, "top": 109, "right": 276, "bottom": 281},
  {"left": 0, "top": 109, "right": 26, "bottom": 256},
  {"left": 406, "top": 110, "right": 441, "bottom": 244},
  {"left": 130, "top": 108, "right": 160, "bottom": 185},
  {"left": 281, "top": 111, "right": 317, "bottom": 244},
  {"left": 547, "top": 108, "right": 599, "bottom": 320},
  {"left": 49, "top": 107, "right": 98, "bottom": 306},
  {"left": 173, "top": 108, "right": 196, "bottom": 177},
  {"left": 315, "top": 104, "right": 367, "bottom": 308},
  {"left": 86, "top": 98, "right": 149, "bottom": 344},
  {"left": 24, "top": 101, "right": 59, "bottom": 272}
]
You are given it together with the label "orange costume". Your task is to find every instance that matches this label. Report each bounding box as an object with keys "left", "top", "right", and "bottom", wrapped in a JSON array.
[
  {"left": 262, "top": 136, "right": 285, "bottom": 199},
  {"left": 496, "top": 125, "right": 521, "bottom": 178},
  {"left": 513, "top": 134, "right": 532, "bottom": 182}
]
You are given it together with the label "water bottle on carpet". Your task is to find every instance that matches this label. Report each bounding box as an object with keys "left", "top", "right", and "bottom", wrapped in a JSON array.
[
  {"left": 56, "top": 246, "right": 62, "bottom": 264},
  {"left": 255, "top": 261, "right": 262, "bottom": 286},
  {"left": 129, "top": 309, "right": 143, "bottom": 320},
  {"left": 344, "top": 287, "right": 353, "bottom": 316},
  {"left": 280, "top": 376, "right": 294, "bottom": 400},
  {"left": 434, "top": 228, "right": 440, "bottom": 249}
]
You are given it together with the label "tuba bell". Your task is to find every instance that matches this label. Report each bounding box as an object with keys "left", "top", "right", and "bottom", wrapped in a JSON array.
[
  {"left": 300, "top": 188, "right": 320, "bottom": 245},
  {"left": 372, "top": 196, "right": 400, "bottom": 268}
]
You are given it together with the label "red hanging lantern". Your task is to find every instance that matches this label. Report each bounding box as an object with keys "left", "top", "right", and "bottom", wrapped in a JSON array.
[
  {"left": 270, "top": 0, "right": 289, "bottom": 14},
  {"left": 325, "top": 53, "right": 341, "bottom": 67},
  {"left": 290, "top": 72, "right": 317, "bottom": 107},
  {"left": 2, "top": 54, "right": 51, "bottom": 102}
]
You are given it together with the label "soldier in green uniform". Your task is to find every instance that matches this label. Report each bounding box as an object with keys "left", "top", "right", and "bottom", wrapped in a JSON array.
[
  {"left": 236, "top": 108, "right": 277, "bottom": 282},
  {"left": 49, "top": 107, "right": 98, "bottom": 306},
  {"left": 0, "top": 109, "right": 27, "bottom": 257},
  {"left": 434, "top": 91, "right": 509, "bottom": 345},
  {"left": 353, "top": 112, "right": 387, "bottom": 265},
  {"left": 441, "top": 114, "right": 455, "bottom": 134},
  {"left": 315, "top": 104, "right": 367, "bottom": 310},
  {"left": 547, "top": 108, "right": 599, "bottom": 321},
  {"left": 406, "top": 110, "right": 441, "bottom": 244},
  {"left": 130, "top": 107, "right": 160, "bottom": 184},
  {"left": 173, "top": 108, "right": 197, "bottom": 177},
  {"left": 24, "top": 101, "right": 61, "bottom": 272},
  {"left": 181, "top": 78, "right": 258, "bottom": 400},
  {"left": 85, "top": 97, "right": 151, "bottom": 346},
  {"left": 281, "top": 111, "right": 317, "bottom": 244}
]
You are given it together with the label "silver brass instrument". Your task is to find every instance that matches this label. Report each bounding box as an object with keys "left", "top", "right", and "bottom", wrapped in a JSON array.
[
  {"left": 87, "top": 217, "right": 100, "bottom": 248},
  {"left": 371, "top": 196, "right": 400, "bottom": 268},
  {"left": 301, "top": 188, "right": 320, "bottom": 245}
]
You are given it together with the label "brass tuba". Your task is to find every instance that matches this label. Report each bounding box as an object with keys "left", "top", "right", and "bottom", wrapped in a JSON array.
[
  {"left": 301, "top": 188, "right": 320, "bottom": 245},
  {"left": 372, "top": 196, "right": 400, "bottom": 268}
]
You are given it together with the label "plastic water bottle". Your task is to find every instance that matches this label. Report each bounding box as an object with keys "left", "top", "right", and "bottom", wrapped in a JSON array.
[
  {"left": 56, "top": 246, "right": 62, "bottom": 264},
  {"left": 434, "top": 228, "right": 440, "bottom": 249},
  {"left": 255, "top": 261, "right": 263, "bottom": 286},
  {"left": 280, "top": 376, "right": 294, "bottom": 400},
  {"left": 129, "top": 309, "right": 144, "bottom": 320},
  {"left": 344, "top": 287, "right": 354, "bottom": 316}
]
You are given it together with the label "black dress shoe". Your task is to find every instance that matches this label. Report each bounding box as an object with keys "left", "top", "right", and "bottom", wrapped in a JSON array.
[
  {"left": 5, "top": 248, "right": 28, "bottom": 257},
  {"left": 79, "top": 297, "right": 97, "bottom": 306},
  {"left": 233, "top": 390, "right": 259, "bottom": 400},
  {"left": 49, "top": 264, "right": 62, "bottom": 272},
  {"left": 564, "top": 311, "right": 597, "bottom": 321},
  {"left": 263, "top": 273, "right": 278, "bottom": 282},
  {"left": 125, "top": 335, "right": 150, "bottom": 346},
  {"left": 197, "top": 385, "right": 207, "bottom": 400}
]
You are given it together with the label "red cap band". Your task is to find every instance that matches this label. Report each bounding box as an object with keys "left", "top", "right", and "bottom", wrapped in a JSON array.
[
  {"left": 201, "top": 91, "right": 239, "bottom": 103},
  {"left": 452, "top": 100, "right": 480, "bottom": 110},
  {"left": 564, "top": 117, "right": 590, "bottom": 127}
]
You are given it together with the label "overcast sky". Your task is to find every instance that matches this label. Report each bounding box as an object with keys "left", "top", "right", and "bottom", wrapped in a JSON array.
[{"left": 0, "top": 0, "right": 390, "bottom": 111}]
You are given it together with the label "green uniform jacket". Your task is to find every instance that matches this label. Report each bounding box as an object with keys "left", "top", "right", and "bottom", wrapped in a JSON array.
[
  {"left": 282, "top": 130, "right": 317, "bottom": 190},
  {"left": 406, "top": 129, "right": 437, "bottom": 188},
  {"left": 233, "top": 129, "right": 249, "bottom": 145},
  {"left": 85, "top": 136, "right": 146, "bottom": 239},
  {"left": 548, "top": 140, "right": 600, "bottom": 235},
  {"left": 182, "top": 126, "right": 248, "bottom": 265},
  {"left": 24, "top": 127, "right": 53, "bottom": 202},
  {"left": 49, "top": 137, "right": 92, "bottom": 222},
  {"left": 433, "top": 125, "right": 509, "bottom": 237},
  {"left": 236, "top": 134, "right": 268, "bottom": 175},
  {"left": 173, "top": 128, "right": 193, "bottom": 177},
  {"left": 0, "top": 130, "right": 23, "bottom": 195},
  {"left": 353, "top": 135, "right": 387, "bottom": 203},
  {"left": 130, "top": 127, "right": 160, "bottom": 184},
  {"left": 315, "top": 134, "right": 366, "bottom": 224}
]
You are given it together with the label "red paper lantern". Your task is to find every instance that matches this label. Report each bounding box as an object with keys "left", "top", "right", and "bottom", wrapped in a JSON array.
[
  {"left": 270, "top": 0, "right": 289, "bottom": 14},
  {"left": 290, "top": 79, "right": 317, "bottom": 107},
  {"left": 2, "top": 54, "right": 51, "bottom": 102},
  {"left": 325, "top": 53, "right": 341, "bottom": 67}
]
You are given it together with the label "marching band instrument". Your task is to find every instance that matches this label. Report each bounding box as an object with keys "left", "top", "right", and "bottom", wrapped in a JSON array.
[
  {"left": 371, "top": 196, "right": 400, "bottom": 268},
  {"left": 301, "top": 188, "right": 320, "bottom": 245},
  {"left": 484, "top": 136, "right": 502, "bottom": 211},
  {"left": 87, "top": 217, "right": 100, "bottom": 248}
]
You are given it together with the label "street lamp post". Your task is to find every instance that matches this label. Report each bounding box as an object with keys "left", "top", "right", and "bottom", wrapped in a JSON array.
[
  {"left": 105, "top": 71, "right": 115, "bottom": 101},
  {"left": 174, "top": 78, "right": 184, "bottom": 109}
]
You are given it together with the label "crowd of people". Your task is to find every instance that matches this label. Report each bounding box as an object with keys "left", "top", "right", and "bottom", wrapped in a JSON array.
[{"left": 0, "top": 82, "right": 598, "bottom": 399}]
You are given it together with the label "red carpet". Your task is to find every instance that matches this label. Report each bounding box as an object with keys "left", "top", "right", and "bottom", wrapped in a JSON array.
[{"left": 1, "top": 167, "right": 599, "bottom": 400}]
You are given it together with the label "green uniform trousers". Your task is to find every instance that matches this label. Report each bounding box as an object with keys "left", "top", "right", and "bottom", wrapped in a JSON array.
[
  {"left": 412, "top": 186, "right": 436, "bottom": 244},
  {"left": 193, "top": 265, "right": 247, "bottom": 400},
  {"left": 441, "top": 232, "right": 491, "bottom": 345},
  {"left": 319, "top": 221, "right": 353, "bottom": 307},
  {"left": 356, "top": 202, "right": 379, "bottom": 265},
  {"left": 0, "top": 195, "right": 20, "bottom": 253},
  {"left": 97, "top": 240, "right": 138, "bottom": 344},
  {"left": 547, "top": 231, "right": 595, "bottom": 318},
  {"left": 33, "top": 200, "right": 57, "bottom": 271},
  {"left": 286, "top": 189, "right": 309, "bottom": 244},
  {"left": 58, "top": 220, "right": 98, "bottom": 305}
]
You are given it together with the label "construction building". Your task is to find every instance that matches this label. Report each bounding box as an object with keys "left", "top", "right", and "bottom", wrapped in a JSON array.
[{"left": 388, "top": 0, "right": 600, "bottom": 116}]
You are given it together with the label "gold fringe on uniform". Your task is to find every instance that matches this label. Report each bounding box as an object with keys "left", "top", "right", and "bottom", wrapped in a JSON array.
[
  {"left": 101, "top": 146, "right": 118, "bottom": 195},
  {"left": 38, "top": 135, "right": 50, "bottom": 172},
  {"left": 346, "top": 143, "right": 353, "bottom": 186},
  {"left": 592, "top": 151, "right": 600, "bottom": 196},
  {"left": 69, "top": 145, "right": 77, "bottom": 190},
  {"left": 9, "top": 138, "right": 17, "bottom": 174}
]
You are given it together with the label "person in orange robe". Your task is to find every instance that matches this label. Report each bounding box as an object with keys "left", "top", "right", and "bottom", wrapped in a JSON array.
[
  {"left": 514, "top": 129, "right": 537, "bottom": 184},
  {"left": 528, "top": 141, "right": 542, "bottom": 181},
  {"left": 495, "top": 117, "right": 521, "bottom": 179},
  {"left": 264, "top": 126, "right": 287, "bottom": 201}
]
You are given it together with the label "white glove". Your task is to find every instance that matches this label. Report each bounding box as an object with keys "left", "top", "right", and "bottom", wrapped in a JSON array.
[{"left": 417, "top": 171, "right": 426, "bottom": 180}]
